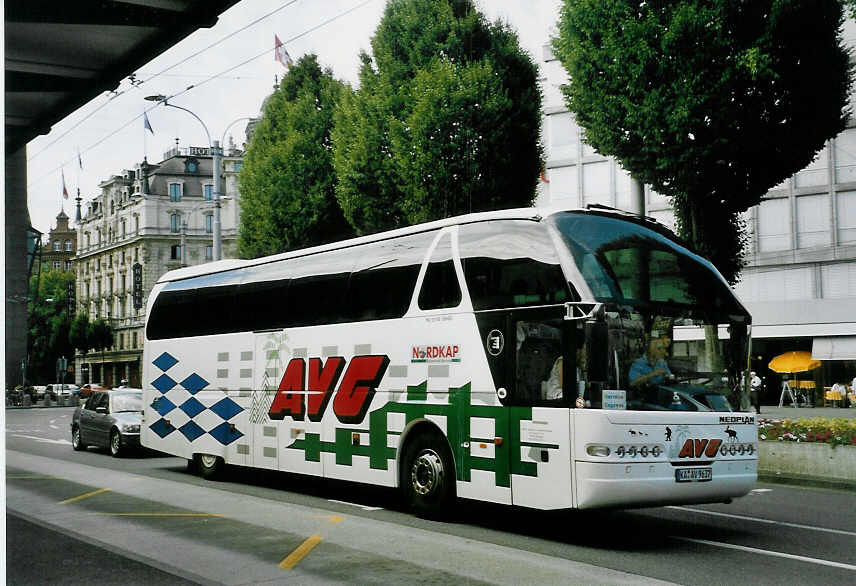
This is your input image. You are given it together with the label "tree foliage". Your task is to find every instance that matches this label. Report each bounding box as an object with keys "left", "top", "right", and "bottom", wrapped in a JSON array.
[
  {"left": 69, "top": 313, "right": 93, "bottom": 355},
  {"left": 27, "top": 269, "right": 75, "bottom": 383},
  {"left": 333, "top": 0, "right": 543, "bottom": 235},
  {"left": 238, "top": 54, "right": 353, "bottom": 258},
  {"left": 553, "top": 0, "right": 851, "bottom": 284}
]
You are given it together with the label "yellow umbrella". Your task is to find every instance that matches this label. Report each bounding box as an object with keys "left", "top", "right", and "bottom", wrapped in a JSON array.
[{"left": 768, "top": 351, "right": 821, "bottom": 374}]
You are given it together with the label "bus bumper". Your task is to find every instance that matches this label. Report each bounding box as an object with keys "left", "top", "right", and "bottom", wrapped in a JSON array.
[{"left": 574, "top": 459, "right": 756, "bottom": 509}]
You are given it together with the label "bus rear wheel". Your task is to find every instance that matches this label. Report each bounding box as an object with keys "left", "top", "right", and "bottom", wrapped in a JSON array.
[
  {"left": 196, "top": 453, "right": 224, "bottom": 480},
  {"left": 401, "top": 432, "right": 455, "bottom": 518}
]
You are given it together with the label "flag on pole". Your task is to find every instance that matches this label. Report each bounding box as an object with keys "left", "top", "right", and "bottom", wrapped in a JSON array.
[
  {"left": 275, "top": 34, "right": 293, "bottom": 68},
  {"left": 62, "top": 169, "right": 69, "bottom": 199},
  {"left": 144, "top": 112, "right": 154, "bottom": 134},
  {"left": 77, "top": 147, "right": 83, "bottom": 169}
]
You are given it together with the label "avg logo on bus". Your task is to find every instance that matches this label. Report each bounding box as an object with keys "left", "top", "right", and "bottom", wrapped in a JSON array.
[
  {"left": 268, "top": 355, "right": 390, "bottom": 424},
  {"left": 677, "top": 438, "right": 724, "bottom": 459}
]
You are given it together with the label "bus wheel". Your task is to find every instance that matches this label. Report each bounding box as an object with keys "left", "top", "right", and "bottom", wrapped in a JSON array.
[
  {"left": 402, "top": 433, "right": 455, "bottom": 518},
  {"left": 197, "top": 453, "right": 224, "bottom": 480}
]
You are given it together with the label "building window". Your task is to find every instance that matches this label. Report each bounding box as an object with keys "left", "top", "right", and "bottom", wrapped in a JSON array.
[
  {"left": 121, "top": 220, "right": 126, "bottom": 239},
  {"left": 171, "top": 245, "right": 181, "bottom": 261},
  {"left": 170, "top": 213, "right": 180, "bottom": 233},
  {"left": 53, "top": 261, "right": 61, "bottom": 270},
  {"left": 64, "top": 240, "right": 72, "bottom": 251},
  {"left": 132, "top": 332, "right": 138, "bottom": 348},
  {"left": 234, "top": 162, "right": 243, "bottom": 172},
  {"left": 205, "top": 214, "right": 213, "bottom": 233},
  {"left": 205, "top": 245, "right": 213, "bottom": 260},
  {"left": 169, "top": 183, "right": 182, "bottom": 202},
  {"left": 53, "top": 241, "right": 61, "bottom": 251},
  {"left": 135, "top": 216, "right": 140, "bottom": 233},
  {"left": 65, "top": 260, "right": 72, "bottom": 271},
  {"left": 119, "top": 334, "right": 124, "bottom": 350},
  {"left": 204, "top": 184, "right": 213, "bottom": 200}
]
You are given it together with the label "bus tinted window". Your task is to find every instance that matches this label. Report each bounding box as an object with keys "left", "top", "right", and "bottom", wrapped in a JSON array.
[
  {"left": 286, "top": 251, "right": 356, "bottom": 326},
  {"left": 147, "top": 288, "right": 196, "bottom": 339},
  {"left": 459, "top": 221, "right": 572, "bottom": 310},
  {"left": 349, "top": 232, "right": 432, "bottom": 320},
  {"left": 236, "top": 279, "right": 290, "bottom": 331},
  {"left": 194, "top": 285, "right": 238, "bottom": 336},
  {"left": 418, "top": 234, "right": 461, "bottom": 310}
]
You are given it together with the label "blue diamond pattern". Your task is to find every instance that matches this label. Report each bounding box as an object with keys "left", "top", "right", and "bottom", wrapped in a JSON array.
[
  {"left": 210, "top": 397, "right": 243, "bottom": 421},
  {"left": 153, "top": 352, "right": 179, "bottom": 372},
  {"left": 179, "top": 397, "right": 205, "bottom": 418},
  {"left": 152, "top": 374, "right": 177, "bottom": 394},
  {"left": 181, "top": 373, "right": 209, "bottom": 394},
  {"left": 149, "top": 418, "right": 175, "bottom": 438},
  {"left": 209, "top": 422, "right": 244, "bottom": 446},
  {"left": 179, "top": 420, "right": 206, "bottom": 442},
  {"left": 152, "top": 396, "right": 176, "bottom": 416}
]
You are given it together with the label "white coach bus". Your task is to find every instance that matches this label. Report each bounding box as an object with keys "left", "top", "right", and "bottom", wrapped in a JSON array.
[{"left": 142, "top": 206, "right": 756, "bottom": 515}]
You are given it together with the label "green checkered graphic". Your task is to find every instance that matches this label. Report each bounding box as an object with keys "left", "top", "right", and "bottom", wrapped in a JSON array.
[{"left": 287, "top": 382, "right": 537, "bottom": 487}]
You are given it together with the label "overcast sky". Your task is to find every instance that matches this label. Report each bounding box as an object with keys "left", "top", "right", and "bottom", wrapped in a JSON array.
[{"left": 26, "top": 0, "right": 562, "bottom": 235}]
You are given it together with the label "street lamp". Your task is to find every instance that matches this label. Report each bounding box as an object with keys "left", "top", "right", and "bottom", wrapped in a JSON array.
[{"left": 145, "top": 94, "right": 223, "bottom": 261}]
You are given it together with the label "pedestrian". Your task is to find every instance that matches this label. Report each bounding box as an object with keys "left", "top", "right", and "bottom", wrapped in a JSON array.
[{"left": 750, "top": 371, "right": 762, "bottom": 414}]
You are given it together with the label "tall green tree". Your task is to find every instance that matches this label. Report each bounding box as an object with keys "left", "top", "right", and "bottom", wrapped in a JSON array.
[
  {"left": 553, "top": 0, "right": 851, "bottom": 284},
  {"left": 69, "top": 313, "right": 93, "bottom": 355},
  {"left": 238, "top": 54, "right": 353, "bottom": 258},
  {"left": 90, "top": 318, "right": 114, "bottom": 379},
  {"left": 27, "top": 269, "right": 75, "bottom": 383},
  {"left": 333, "top": 0, "right": 543, "bottom": 234}
]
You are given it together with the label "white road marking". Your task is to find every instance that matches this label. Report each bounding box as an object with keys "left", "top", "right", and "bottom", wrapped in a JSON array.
[
  {"left": 750, "top": 488, "right": 772, "bottom": 493},
  {"left": 667, "top": 506, "right": 856, "bottom": 537},
  {"left": 673, "top": 536, "right": 856, "bottom": 571},
  {"left": 327, "top": 499, "right": 383, "bottom": 511},
  {"left": 10, "top": 434, "right": 72, "bottom": 446}
]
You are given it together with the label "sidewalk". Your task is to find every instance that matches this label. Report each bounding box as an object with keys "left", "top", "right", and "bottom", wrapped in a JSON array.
[{"left": 757, "top": 404, "right": 856, "bottom": 420}]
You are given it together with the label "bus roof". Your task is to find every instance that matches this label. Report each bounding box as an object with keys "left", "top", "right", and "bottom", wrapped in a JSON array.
[{"left": 155, "top": 205, "right": 666, "bottom": 285}]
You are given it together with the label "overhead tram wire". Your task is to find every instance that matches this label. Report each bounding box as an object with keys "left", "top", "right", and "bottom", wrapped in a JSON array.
[
  {"left": 27, "top": 0, "right": 301, "bottom": 164},
  {"left": 27, "top": 0, "right": 377, "bottom": 190}
]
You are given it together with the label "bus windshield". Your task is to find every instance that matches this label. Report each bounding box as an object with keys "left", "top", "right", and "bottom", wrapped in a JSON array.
[{"left": 552, "top": 212, "right": 750, "bottom": 411}]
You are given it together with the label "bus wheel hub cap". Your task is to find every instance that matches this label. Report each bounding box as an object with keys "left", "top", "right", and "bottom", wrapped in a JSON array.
[{"left": 412, "top": 450, "right": 443, "bottom": 496}]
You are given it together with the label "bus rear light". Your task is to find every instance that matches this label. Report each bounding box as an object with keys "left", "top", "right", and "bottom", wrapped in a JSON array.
[
  {"left": 494, "top": 437, "right": 503, "bottom": 446},
  {"left": 586, "top": 445, "right": 611, "bottom": 457}
]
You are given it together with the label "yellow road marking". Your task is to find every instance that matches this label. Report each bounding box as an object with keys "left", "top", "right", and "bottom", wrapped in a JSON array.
[
  {"left": 279, "top": 535, "right": 322, "bottom": 570},
  {"left": 59, "top": 487, "right": 110, "bottom": 504},
  {"left": 310, "top": 514, "right": 345, "bottom": 523},
  {"left": 97, "top": 512, "right": 224, "bottom": 517}
]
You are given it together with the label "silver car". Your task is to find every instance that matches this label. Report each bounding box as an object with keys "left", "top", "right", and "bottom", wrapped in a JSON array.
[{"left": 71, "top": 389, "right": 143, "bottom": 457}]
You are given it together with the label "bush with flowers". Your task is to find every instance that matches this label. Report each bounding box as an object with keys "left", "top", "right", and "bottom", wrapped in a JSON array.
[{"left": 758, "top": 417, "right": 856, "bottom": 449}]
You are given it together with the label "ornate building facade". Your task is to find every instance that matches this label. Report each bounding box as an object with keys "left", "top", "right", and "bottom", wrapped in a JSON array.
[
  {"left": 41, "top": 208, "right": 77, "bottom": 273},
  {"left": 74, "top": 143, "right": 243, "bottom": 387}
]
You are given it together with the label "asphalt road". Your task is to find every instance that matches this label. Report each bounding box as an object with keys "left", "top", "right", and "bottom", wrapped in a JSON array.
[{"left": 6, "top": 406, "right": 856, "bottom": 585}]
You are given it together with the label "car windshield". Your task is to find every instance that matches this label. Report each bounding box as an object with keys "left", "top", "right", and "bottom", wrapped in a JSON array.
[{"left": 112, "top": 392, "right": 142, "bottom": 412}]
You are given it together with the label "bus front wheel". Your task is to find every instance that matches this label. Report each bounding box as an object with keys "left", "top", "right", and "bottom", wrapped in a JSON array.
[
  {"left": 401, "top": 432, "right": 455, "bottom": 518},
  {"left": 196, "top": 453, "right": 224, "bottom": 480}
]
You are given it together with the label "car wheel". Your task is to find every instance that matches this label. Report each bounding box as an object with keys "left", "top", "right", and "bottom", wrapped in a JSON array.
[
  {"left": 110, "top": 429, "right": 123, "bottom": 458},
  {"left": 401, "top": 431, "right": 456, "bottom": 519},
  {"left": 197, "top": 453, "right": 224, "bottom": 480},
  {"left": 72, "top": 425, "right": 86, "bottom": 451}
]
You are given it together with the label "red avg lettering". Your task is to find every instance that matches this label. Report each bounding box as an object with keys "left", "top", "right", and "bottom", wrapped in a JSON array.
[
  {"left": 678, "top": 438, "right": 723, "bottom": 458},
  {"left": 268, "top": 354, "right": 389, "bottom": 424}
]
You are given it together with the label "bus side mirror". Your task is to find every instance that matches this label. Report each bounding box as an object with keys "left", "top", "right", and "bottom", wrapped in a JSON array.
[{"left": 586, "top": 321, "right": 609, "bottom": 382}]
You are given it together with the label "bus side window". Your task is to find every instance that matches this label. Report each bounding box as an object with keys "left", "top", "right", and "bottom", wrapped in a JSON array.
[
  {"left": 350, "top": 231, "right": 434, "bottom": 320},
  {"left": 418, "top": 233, "right": 462, "bottom": 310}
]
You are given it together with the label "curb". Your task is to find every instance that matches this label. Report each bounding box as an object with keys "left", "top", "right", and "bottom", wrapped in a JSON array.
[{"left": 758, "top": 471, "right": 856, "bottom": 492}]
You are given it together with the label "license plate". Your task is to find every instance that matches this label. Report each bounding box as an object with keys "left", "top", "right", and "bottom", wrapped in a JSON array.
[{"left": 675, "top": 467, "right": 712, "bottom": 483}]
